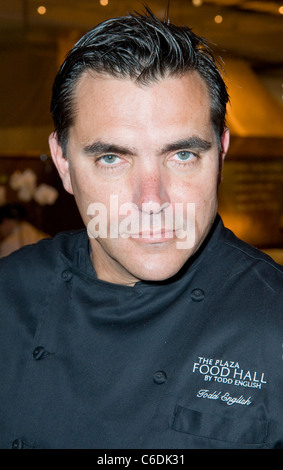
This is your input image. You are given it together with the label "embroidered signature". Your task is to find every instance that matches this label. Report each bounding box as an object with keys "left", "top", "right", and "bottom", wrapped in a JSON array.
[{"left": 197, "top": 389, "right": 252, "bottom": 406}]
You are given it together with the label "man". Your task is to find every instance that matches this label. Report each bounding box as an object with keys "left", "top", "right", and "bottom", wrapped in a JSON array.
[{"left": 0, "top": 10, "right": 282, "bottom": 449}]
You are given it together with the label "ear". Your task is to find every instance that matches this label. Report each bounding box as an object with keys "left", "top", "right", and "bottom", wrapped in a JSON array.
[
  {"left": 218, "top": 127, "right": 230, "bottom": 183},
  {"left": 49, "top": 132, "right": 74, "bottom": 195}
]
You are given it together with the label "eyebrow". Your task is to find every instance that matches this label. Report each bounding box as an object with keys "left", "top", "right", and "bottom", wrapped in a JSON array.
[
  {"left": 83, "top": 141, "right": 135, "bottom": 156},
  {"left": 160, "top": 136, "right": 212, "bottom": 154},
  {"left": 82, "top": 136, "right": 212, "bottom": 157}
]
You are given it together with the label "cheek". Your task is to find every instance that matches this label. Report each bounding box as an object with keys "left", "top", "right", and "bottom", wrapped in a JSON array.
[
  {"left": 68, "top": 167, "right": 99, "bottom": 225},
  {"left": 70, "top": 170, "right": 133, "bottom": 229},
  {"left": 173, "top": 174, "right": 218, "bottom": 205},
  {"left": 171, "top": 166, "right": 219, "bottom": 233}
]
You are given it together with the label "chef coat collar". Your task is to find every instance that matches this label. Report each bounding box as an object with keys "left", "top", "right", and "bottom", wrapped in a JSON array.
[{"left": 60, "top": 214, "right": 225, "bottom": 291}]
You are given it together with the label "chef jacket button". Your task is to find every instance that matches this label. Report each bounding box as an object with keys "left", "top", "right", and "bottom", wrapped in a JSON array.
[
  {"left": 153, "top": 370, "right": 167, "bottom": 384},
  {"left": 191, "top": 288, "right": 205, "bottom": 302},
  {"left": 33, "top": 346, "right": 48, "bottom": 360},
  {"left": 12, "top": 439, "right": 23, "bottom": 449},
  {"left": 61, "top": 269, "right": 72, "bottom": 281}
]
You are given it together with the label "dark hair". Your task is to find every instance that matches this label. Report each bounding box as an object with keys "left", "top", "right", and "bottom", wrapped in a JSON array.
[{"left": 50, "top": 9, "right": 229, "bottom": 156}]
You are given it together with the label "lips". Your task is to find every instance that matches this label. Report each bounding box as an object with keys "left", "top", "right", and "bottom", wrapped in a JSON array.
[{"left": 128, "top": 229, "right": 176, "bottom": 242}]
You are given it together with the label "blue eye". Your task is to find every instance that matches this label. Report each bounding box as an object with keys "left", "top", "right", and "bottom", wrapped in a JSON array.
[
  {"left": 101, "top": 155, "right": 120, "bottom": 164},
  {"left": 174, "top": 151, "right": 194, "bottom": 161}
]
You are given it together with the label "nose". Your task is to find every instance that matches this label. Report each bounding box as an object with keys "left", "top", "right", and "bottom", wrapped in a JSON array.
[{"left": 133, "top": 164, "right": 170, "bottom": 214}]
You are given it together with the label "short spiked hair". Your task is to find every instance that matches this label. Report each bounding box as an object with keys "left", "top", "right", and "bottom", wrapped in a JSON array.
[{"left": 50, "top": 9, "right": 229, "bottom": 156}]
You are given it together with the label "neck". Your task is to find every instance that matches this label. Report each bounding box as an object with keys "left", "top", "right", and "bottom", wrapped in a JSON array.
[{"left": 89, "top": 240, "right": 139, "bottom": 286}]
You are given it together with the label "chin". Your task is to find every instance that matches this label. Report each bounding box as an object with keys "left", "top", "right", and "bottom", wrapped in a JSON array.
[
  {"left": 131, "top": 254, "right": 192, "bottom": 282},
  {"left": 136, "top": 267, "right": 184, "bottom": 283}
]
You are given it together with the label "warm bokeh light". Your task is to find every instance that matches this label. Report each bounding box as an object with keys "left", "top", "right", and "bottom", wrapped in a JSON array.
[
  {"left": 192, "top": 0, "right": 203, "bottom": 6},
  {"left": 37, "top": 6, "right": 47, "bottom": 15},
  {"left": 279, "top": 6, "right": 283, "bottom": 14},
  {"left": 100, "top": 0, "right": 109, "bottom": 6},
  {"left": 214, "top": 15, "right": 223, "bottom": 24}
]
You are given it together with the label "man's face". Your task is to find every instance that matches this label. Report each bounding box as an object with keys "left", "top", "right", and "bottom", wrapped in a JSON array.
[{"left": 50, "top": 72, "right": 229, "bottom": 285}]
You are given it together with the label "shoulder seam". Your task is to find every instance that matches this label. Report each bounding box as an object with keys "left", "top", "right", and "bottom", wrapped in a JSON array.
[{"left": 223, "top": 239, "right": 283, "bottom": 275}]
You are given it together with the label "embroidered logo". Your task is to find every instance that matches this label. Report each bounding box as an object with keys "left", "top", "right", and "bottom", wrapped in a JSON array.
[{"left": 192, "top": 356, "right": 267, "bottom": 389}]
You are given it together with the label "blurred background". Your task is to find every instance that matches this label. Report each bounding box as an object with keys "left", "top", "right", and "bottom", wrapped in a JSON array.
[{"left": 0, "top": 0, "right": 282, "bottom": 261}]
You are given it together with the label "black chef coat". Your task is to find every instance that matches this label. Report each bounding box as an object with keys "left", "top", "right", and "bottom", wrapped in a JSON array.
[{"left": 0, "top": 215, "right": 283, "bottom": 449}]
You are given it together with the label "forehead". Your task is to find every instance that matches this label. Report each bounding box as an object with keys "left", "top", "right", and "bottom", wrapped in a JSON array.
[{"left": 71, "top": 71, "right": 213, "bottom": 142}]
